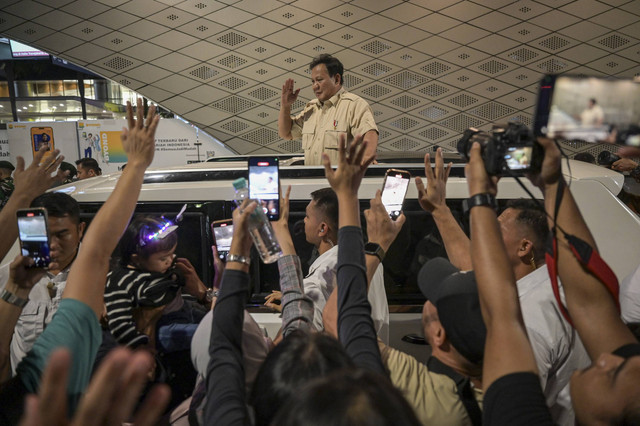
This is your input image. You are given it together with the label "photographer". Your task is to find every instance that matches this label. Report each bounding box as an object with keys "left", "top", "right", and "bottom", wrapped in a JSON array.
[{"left": 415, "top": 144, "right": 588, "bottom": 426}]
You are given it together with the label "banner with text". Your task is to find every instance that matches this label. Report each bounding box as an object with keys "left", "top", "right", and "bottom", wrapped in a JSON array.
[{"left": 7, "top": 122, "right": 80, "bottom": 165}]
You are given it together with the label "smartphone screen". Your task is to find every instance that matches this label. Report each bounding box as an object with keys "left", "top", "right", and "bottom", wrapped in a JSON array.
[
  {"left": 534, "top": 74, "right": 640, "bottom": 145},
  {"left": 30, "top": 127, "right": 55, "bottom": 158},
  {"left": 17, "top": 208, "right": 51, "bottom": 268},
  {"left": 381, "top": 169, "right": 410, "bottom": 220},
  {"left": 212, "top": 219, "right": 233, "bottom": 261},
  {"left": 248, "top": 157, "right": 280, "bottom": 221}
]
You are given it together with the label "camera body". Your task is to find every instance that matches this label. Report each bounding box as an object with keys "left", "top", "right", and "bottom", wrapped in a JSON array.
[{"left": 457, "top": 122, "right": 541, "bottom": 176}]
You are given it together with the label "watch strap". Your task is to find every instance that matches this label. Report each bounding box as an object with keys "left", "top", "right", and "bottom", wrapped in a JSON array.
[
  {"left": 0, "top": 289, "right": 28, "bottom": 308},
  {"left": 462, "top": 193, "right": 498, "bottom": 215},
  {"left": 227, "top": 254, "right": 250, "bottom": 266},
  {"left": 364, "top": 242, "right": 386, "bottom": 262}
]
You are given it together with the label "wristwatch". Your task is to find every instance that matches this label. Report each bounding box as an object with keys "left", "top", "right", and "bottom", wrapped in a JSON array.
[
  {"left": 227, "top": 254, "right": 250, "bottom": 266},
  {"left": 364, "top": 242, "right": 386, "bottom": 262},
  {"left": 462, "top": 193, "right": 498, "bottom": 215},
  {"left": 0, "top": 289, "right": 28, "bottom": 308}
]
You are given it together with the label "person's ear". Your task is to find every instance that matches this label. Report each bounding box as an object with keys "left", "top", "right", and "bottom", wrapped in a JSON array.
[
  {"left": 432, "top": 323, "right": 446, "bottom": 348},
  {"left": 319, "top": 221, "right": 329, "bottom": 235},
  {"left": 77, "top": 222, "right": 87, "bottom": 240},
  {"left": 89, "top": 169, "right": 96, "bottom": 177},
  {"left": 334, "top": 73, "right": 341, "bottom": 85},
  {"left": 518, "top": 238, "right": 534, "bottom": 260}
]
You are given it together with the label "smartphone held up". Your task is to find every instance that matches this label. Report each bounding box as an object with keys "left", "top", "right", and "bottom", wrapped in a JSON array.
[
  {"left": 17, "top": 208, "right": 51, "bottom": 269},
  {"left": 248, "top": 156, "right": 280, "bottom": 221},
  {"left": 381, "top": 169, "right": 410, "bottom": 220}
]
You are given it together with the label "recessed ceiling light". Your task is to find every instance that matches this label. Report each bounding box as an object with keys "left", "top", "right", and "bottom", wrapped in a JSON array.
[
  {"left": 59, "top": 103, "right": 64, "bottom": 106},
  {"left": 28, "top": 104, "right": 34, "bottom": 107}
]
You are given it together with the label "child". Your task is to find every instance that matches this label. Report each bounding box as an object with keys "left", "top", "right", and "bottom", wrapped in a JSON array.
[{"left": 104, "top": 216, "right": 201, "bottom": 351}]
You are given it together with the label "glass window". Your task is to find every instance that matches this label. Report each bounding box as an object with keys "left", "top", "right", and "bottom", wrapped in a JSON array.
[{"left": 63, "top": 80, "right": 78, "bottom": 96}]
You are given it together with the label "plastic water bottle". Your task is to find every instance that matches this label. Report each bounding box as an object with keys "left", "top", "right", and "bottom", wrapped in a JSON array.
[{"left": 232, "top": 177, "right": 283, "bottom": 264}]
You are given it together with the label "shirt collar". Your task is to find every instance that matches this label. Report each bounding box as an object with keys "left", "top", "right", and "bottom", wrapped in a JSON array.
[{"left": 318, "top": 87, "right": 345, "bottom": 108}]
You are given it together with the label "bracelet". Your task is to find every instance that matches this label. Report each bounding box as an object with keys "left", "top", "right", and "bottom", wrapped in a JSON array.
[
  {"left": 0, "top": 288, "right": 29, "bottom": 308},
  {"left": 462, "top": 193, "right": 498, "bottom": 215},
  {"left": 227, "top": 254, "right": 250, "bottom": 266}
]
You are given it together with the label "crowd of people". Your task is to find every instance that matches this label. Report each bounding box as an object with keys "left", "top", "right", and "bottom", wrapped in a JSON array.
[{"left": 0, "top": 54, "right": 639, "bottom": 425}]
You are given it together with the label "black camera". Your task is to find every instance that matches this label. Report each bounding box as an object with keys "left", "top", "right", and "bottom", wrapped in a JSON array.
[
  {"left": 457, "top": 122, "right": 542, "bottom": 176},
  {"left": 597, "top": 150, "right": 620, "bottom": 167}
]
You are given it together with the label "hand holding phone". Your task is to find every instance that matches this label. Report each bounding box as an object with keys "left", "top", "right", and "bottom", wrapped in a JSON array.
[
  {"left": 381, "top": 169, "right": 410, "bottom": 220},
  {"left": 248, "top": 156, "right": 280, "bottom": 220},
  {"left": 212, "top": 219, "right": 233, "bottom": 261},
  {"left": 17, "top": 208, "right": 51, "bottom": 269}
]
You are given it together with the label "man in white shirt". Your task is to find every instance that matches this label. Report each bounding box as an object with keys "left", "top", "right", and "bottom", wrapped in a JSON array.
[
  {"left": 0, "top": 192, "right": 84, "bottom": 374},
  {"left": 415, "top": 149, "right": 590, "bottom": 426},
  {"left": 580, "top": 98, "right": 604, "bottom": 128}
]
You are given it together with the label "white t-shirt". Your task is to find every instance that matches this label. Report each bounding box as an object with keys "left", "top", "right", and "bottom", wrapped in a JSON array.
[
  {"left": 303, "top": 245, "right": 389, "bottom": 344},
  {"left": 620, "top": 262, "right": 640, "bottom": 323}
]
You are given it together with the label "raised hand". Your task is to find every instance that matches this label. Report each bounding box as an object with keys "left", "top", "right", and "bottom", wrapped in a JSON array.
[
  {"left": 8, "top": 255, "right": 59, "bottom": 295},
  {"left": 323, "top": 134, "right": 374, "bottom": 197},
  {"left": 230, "top": 199, "right": 258, "bottom": 259},
  {"left": 13, "top": 147, "right": 66, "bottom": 201},
  {"left": 271, "top": 185, "right": 296, "bottom": 255},
  {"left": 364, "top": 190, "right": 406, "bottom": 252},
  {"left": 611, "top": 158, "right": 637, "bottom": 172},
  {"left": 175, "top": 257, "right": 207, "bottom": 300},
  {"left": 264, "top": 290, "right": 283, "bottom": 312},
  {"left": 281, "top": 79, "right": 300, "bottom": 109},
  {"left": 121, "top": 98, "right": 158, "bottom": 169},
  {"left": 415, "top": 148, "right": 451, "bottom": 213},
  {"left": 526, "top": 137, "right": 562, "bottom": 191}
]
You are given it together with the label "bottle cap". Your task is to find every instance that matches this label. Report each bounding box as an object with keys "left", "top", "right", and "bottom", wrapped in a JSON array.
[{"left": 233, "top": 177, "right": 247, "bottom": 190}]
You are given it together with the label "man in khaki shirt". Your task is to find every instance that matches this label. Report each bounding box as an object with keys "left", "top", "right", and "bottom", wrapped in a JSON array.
[{"left": 278, "top": 54, "right": 378, "bottom": 165}]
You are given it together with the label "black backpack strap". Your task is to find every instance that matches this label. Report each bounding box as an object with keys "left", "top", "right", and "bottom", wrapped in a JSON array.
[{"left": 427, "top": 356, "right": 483, "bottom": 426}]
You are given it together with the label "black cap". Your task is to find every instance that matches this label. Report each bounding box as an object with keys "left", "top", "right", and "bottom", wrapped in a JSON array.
[
  {"left": 0, "top": 161, "right": 15, "bottom": 171},
  {"left": 418, "top": 257, "right": 486, "bottom": 364}
]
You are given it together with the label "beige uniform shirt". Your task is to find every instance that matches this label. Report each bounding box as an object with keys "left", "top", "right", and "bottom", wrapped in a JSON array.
[
  {"left": 381, "top": 345, "right": 483, "bottom": 426},
  {"left": 290, "top": 88, "right": 378, "bottom": 165}
]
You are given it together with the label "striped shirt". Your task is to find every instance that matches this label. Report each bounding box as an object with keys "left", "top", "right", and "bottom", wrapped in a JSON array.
[{"left": 104, "top": 266, "right": 183, "bottom": 348}]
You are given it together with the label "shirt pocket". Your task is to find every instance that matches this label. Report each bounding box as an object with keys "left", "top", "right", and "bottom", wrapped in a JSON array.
[
  {"left": 15, "top": 302, "right": 43, "bottom": 342},
  {"left": 301, "top": 126, "right": 315, "bottom": 150},
  {"left": 323, "top": 130, "right": 347, "bottom": 150}
]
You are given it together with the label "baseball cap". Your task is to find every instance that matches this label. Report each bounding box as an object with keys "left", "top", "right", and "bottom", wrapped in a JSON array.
[
  {"left": 0, "top": 161, "right": 15, "bottom": 171},
  {"left": 418, "top": 257, "right": 486, "bottom": 364}
]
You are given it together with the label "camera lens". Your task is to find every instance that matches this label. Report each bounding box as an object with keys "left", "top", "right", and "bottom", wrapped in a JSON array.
[{"left": 597, "top": 150, "right": 620, "bottom": 166}]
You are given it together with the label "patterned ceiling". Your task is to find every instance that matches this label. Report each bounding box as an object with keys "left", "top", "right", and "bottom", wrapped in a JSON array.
[{"left": 1, "top": 0, "right": 639, "bottom": 157}]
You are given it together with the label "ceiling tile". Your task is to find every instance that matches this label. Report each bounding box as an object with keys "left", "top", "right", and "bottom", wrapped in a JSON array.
[
  {"left": 145, "top": 7, "right": 199, "bottom": 28},
  {"left": 527, "top": 55, "right": 579, "bottom": 75},
  {"left": 181, "top": 85, "right": 231, "bottom": 105},
  {"left": 91, "top": 9, "right": 140, "bottom": 30},
  {"left": 560, "top": 0, "right": 612, "bottom": 19},
  {"left": 382, "top": 25, "right": 432, "bottom": 47},
  {"left": 188, "top": 105, "right": 233, "bottom": 126},
  {"left": 4, "top": 0, "right": 52, "bottom": 20},
  {"left": 498, "top": 22, "right": 551, "bottom": 44},
  {"left": 61, "top": 21, "right": 113, "bottom": 42},
  {"left": 233, "top": 17, "right": 285, "bottom": 38},
  {"left": 138, "top": 85, "right": 175, "bottom": 103},
  {"left": 35, "top": 32, "right": 84, "bottom": 53},
  {"left": 126, "top": 63, "right": 173, "bottom": 83},
  {"left": 112, "top": 74, "right": 146, "bottom": 90},
  {"left": 531, "top": 33, "right": 578, "bottom": 54},
  {"left": 618, "top": 22, "right": 640, "bottom": 39},
  {"left": 559, "top": 44, "right": 610, "bottom": 65},
  {"left": 234, "top": 0, "right": 286, "bottom": 15},
  {"left": 558, "top": 20, "right": 611, "bottom": 41},
  {"left": 588, "top": 32, "right": 638, "bottom": 53},
  {"left": 618, "top": 1, "right": 640, "bottom": 16},
  {"left": 292, "top": 15, "right": 344, "bottom": 38},
  {"left": 119, "top": 19, "right": 170, "bottom": 39},
  {"left": 6, "top": 22, "right": 56, "bottom": 44},
  {"left": 439, "top": 1, "right": 492, "bottom": 22},
  {"left": 293, "top": 0, "right": 343, "bottom": 15},
  {"left": 153, "top": 74, "right": 200, "bottom": 93},
  {"left": 96, "top": 52, "right": 141, "bottom": 73},
  {"left": 122, "top": 42, "right": 172, "bottom": 62},
  {"left": 590, "top": 8, "right": 639, "bottom": 30},
  {"left": 205, "top": 6, "right": 254, "bottom": 28},
  {"left": 439, "top": 24, "right": 491, "bottom": 45},
  {"left": 208, "top": 28, "right": 254, "bottom": 50},
  {"left": 586, "top": 54, "right": 638, "bottom": 74},
  {"left": 240, "top": 84, "right": 281, "bottom": 104},
  {"left": 356, "top": 15, "right": 404, "bottom": 36},
  {"left": 412, "top": 35, "right": 462, "bottom": 56},
  {"left": 383, "top": 2, "right": 431, "bottom": 23},
  {"left": 499, "top": 89, "right": 538, "bottom": 109},
  {"left": 34, "top": 0, "right": 75, "bottom": 7},
  {"left": 93, "top": 0, "right": 128, "bottom": 6},
  {"left": 349, "top": 0, "right": 404, "bottom": 14},
  {"left": 439, "top": 69, "right": 491, "bottom": 91},
  {"left": 92, "top": 32, "right": 142, "bottom": 51},
  {"left": 379, "top": 47, "right": 432, "bottom": 69},
  {"left": 320, "top": 27, "right": 375, "bottom": 49},
  {"left": 439, "top": 46, "right": 490, "bottom": 67},
  {"left": 0, "top": 12, "right": 26, "bottom": 33},
  {"left": 151, "top": 30, "right": 200, "bottom": 51},
  {"left": 31, "top": 10, "right": 82, "bottom": 32},
  {"left": 263, "top": 27, "right": 315, "bottom": 49},
  {"left": 63, "top": 42, "right": 112, "bottom": 63},
  {"left": 498, "top": 45, "right": 548, "bottom": 66},
  {"left": 117, "top": 0, "right": 169, "bottom": 19},
  {"left": 159, "top": 95, "right": 204, "bottom": 113},
  {"left": 498, "top": 67, "right": 544, "bottom": 87},
  {"left": 174, "top": 0, "right": 227, "bottom": 15},
  {"left": 529, "top": 10, "right": 581, "bottom": 31},
  {"left": 465, "top": 79, "right": 521, "bottom": 100},
  {"left": 292, "top": 38, "right": 351, "bottom": 59},
  {"left": 211, "top": 73, "right": 258, "bottom": 94},
  {"left": 321, "top": 3, "right": 374, "bottom": 25},
  {"left": 60, "top": 0, "right": 110, "bottom": 19},
  {"left": 469, "top": 11, "right": 521, "bottom": 32},
  {"left": 235, "top": 40, "right": 286, "bottom": 62},
  {"left": 500, "top": 1, "right": 551, "bottom": 20},
  {"left": 468, "top": 34, "right": 520, "bottom": 56},
  {"left": 263, "top": 4, "right": 314, "bottom": 26},
  {"left": 174, "top": 18, "right": 225, "bottom": 41},
  {"left": 410, "top": 13, "right": 460, "bottom": 34},
  {"left": 151, "top": 51, "right": 200, "bottom": 73},
  {"left": 352, "top": 82, "right": 401, "bottom": 103},
  {"left": 213, "top": 52, "right": 253, "bottom": 73},
  {"left": 615, "top": 42, "right": 640, "bottom": 64},
  {"left": 180, "top": 41, "right": 228, "bottom": 61}
]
